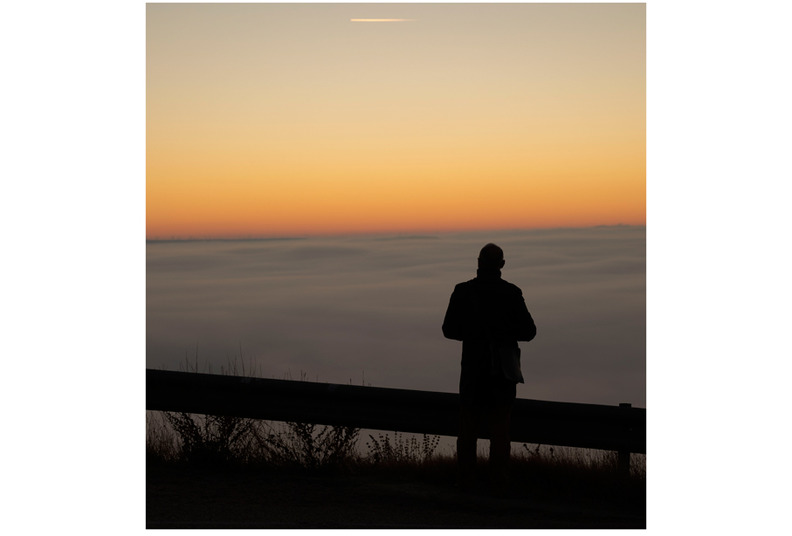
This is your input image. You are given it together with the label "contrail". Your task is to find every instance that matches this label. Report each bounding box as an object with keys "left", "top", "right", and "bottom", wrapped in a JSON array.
[{"left": 350, "top": 19, "right": 416, "bottom": 22}]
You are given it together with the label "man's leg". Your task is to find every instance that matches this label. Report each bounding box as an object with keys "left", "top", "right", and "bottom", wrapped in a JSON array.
[
  {"left": 489, "top": 404, "right": 512, "bottom": 487},
  {"left": 457, "top": 405, "right": 478, "bottom": 487}
]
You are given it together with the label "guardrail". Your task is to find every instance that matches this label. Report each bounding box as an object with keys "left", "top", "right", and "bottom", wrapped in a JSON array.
[{"left": 147, "top": 369, "right": 645, "bottom": 471}]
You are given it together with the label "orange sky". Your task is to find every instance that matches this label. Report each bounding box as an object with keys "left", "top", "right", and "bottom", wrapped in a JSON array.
[{"left": 147, "top": 3, "right": 645, "bottom": 238}]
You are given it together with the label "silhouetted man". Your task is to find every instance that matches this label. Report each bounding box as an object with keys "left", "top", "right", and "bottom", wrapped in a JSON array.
[{"left": 442, "top": 243, "right": 536, "bottom": 488}]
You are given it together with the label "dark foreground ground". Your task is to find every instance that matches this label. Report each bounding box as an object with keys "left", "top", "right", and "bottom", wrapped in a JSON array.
[{"left": 147, "top": 462, "right": 646, "bottom": 529}]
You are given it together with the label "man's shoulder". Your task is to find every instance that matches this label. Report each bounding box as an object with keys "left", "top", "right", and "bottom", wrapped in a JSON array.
[
  {"left": 492, "top": 278, "right": 525, "bottom": 299},
  {"left": 452, "top": 278, "right": 477, "bottom": 292},
  {"left": 454, "top": 277, "right": 523, "bottom": 294},
  {"left": 499, "top": 278, "right": 523, "bottom": 293}
]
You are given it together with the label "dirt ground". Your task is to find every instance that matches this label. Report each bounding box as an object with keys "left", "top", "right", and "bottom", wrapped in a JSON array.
[{"left": 147, "top": 463, "right": 645, "bottom": 529}]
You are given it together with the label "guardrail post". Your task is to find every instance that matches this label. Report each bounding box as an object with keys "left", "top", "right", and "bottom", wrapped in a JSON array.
[{"left": 617, "top": 403, "right": 632, "bottom": 476}]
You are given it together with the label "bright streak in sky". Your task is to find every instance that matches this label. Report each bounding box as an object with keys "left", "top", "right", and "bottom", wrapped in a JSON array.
[{"left": 350, "top": 19, "right": 416, "bottom": 22}]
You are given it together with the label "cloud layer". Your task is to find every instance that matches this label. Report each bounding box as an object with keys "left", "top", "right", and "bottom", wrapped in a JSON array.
[{"left": 147, "top": 226, "right": 645, "bottom": 406}]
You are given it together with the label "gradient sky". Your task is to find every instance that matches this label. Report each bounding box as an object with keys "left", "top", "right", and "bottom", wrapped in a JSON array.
[{"left": 147, "top": 3, "right": 645, "bottom": 238}]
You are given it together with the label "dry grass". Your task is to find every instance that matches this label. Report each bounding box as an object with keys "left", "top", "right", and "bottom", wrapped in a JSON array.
[
  {"left": 147, "top": 410, "right": 644, "bottom": 494},
  {"left": 147, "top": 410, "right": 645, "bottom": 529}
]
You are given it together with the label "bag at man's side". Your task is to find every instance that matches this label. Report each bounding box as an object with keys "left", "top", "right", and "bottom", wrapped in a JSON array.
[{"left": 488, "top": 342, "right": 525, "bottom": 384}]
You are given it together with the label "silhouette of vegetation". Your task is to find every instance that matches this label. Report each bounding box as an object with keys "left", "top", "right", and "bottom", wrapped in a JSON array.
[
  {"left": 147, "top": 410, "right": 645, "bottom": 529},
  {"left": 366, "top": 431, "right": 441, "bottom": 465},
  {"left": 147, "top": 410, "right": 361, "bottom": 468},
  {"left": 253, "top": 420, "right": 360, "bottom": 469},
  {"left": 146, "top": 409, "right": 644, "bottom": 483},
  {"left": 160, "top": 412, "right": 259, "bottom": 465}
]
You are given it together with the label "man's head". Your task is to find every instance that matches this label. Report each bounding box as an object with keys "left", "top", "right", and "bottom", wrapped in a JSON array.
[{"left": 478, "top": 243, "right": 505, "bottom": 270}]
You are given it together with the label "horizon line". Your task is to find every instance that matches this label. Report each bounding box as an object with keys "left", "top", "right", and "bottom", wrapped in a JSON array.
[{"left": 145, "top": 223, "right": 644, "bottom": 243}]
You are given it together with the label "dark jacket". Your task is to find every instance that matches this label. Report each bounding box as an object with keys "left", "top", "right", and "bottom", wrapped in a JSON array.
[{"left": 443, "top": 269, "right": 536, "bottom": 396}]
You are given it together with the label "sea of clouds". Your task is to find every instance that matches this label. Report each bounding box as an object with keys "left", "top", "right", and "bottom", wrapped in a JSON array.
[{"left": 147, "top": 226, "right": 645, "bottom": 407}]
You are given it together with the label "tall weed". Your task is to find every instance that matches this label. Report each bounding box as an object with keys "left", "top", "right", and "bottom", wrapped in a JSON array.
[
  {"left": 253, "top": 421, "right": 360, "bottom": 469},
  {"left": 365, "top": 432, "right": 441, "bottom": 465},
  {"left": 161, "top": 411, "right": 258, "bottom": 465}
]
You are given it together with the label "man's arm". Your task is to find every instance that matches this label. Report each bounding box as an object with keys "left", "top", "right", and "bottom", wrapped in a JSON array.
[
  {"left": 442, "top": 285, "right": 466, "bottom": 341},
  {"left": 513, "top": 288, "right": 537, "bottom": 342}
]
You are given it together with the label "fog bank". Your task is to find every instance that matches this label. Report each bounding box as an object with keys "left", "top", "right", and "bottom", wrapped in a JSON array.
[{"left": 147, "top": 226, "right": 645, "bottom": 406}]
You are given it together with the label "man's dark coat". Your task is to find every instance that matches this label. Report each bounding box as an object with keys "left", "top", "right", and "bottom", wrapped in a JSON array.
[{"left": 442, "top": 268, "right": 537, "bottom": 407}]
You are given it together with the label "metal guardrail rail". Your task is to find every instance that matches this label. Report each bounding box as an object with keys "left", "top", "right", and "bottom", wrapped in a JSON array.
[{"left": 147, "top": 369, "right": 645, "bottom": 468}]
